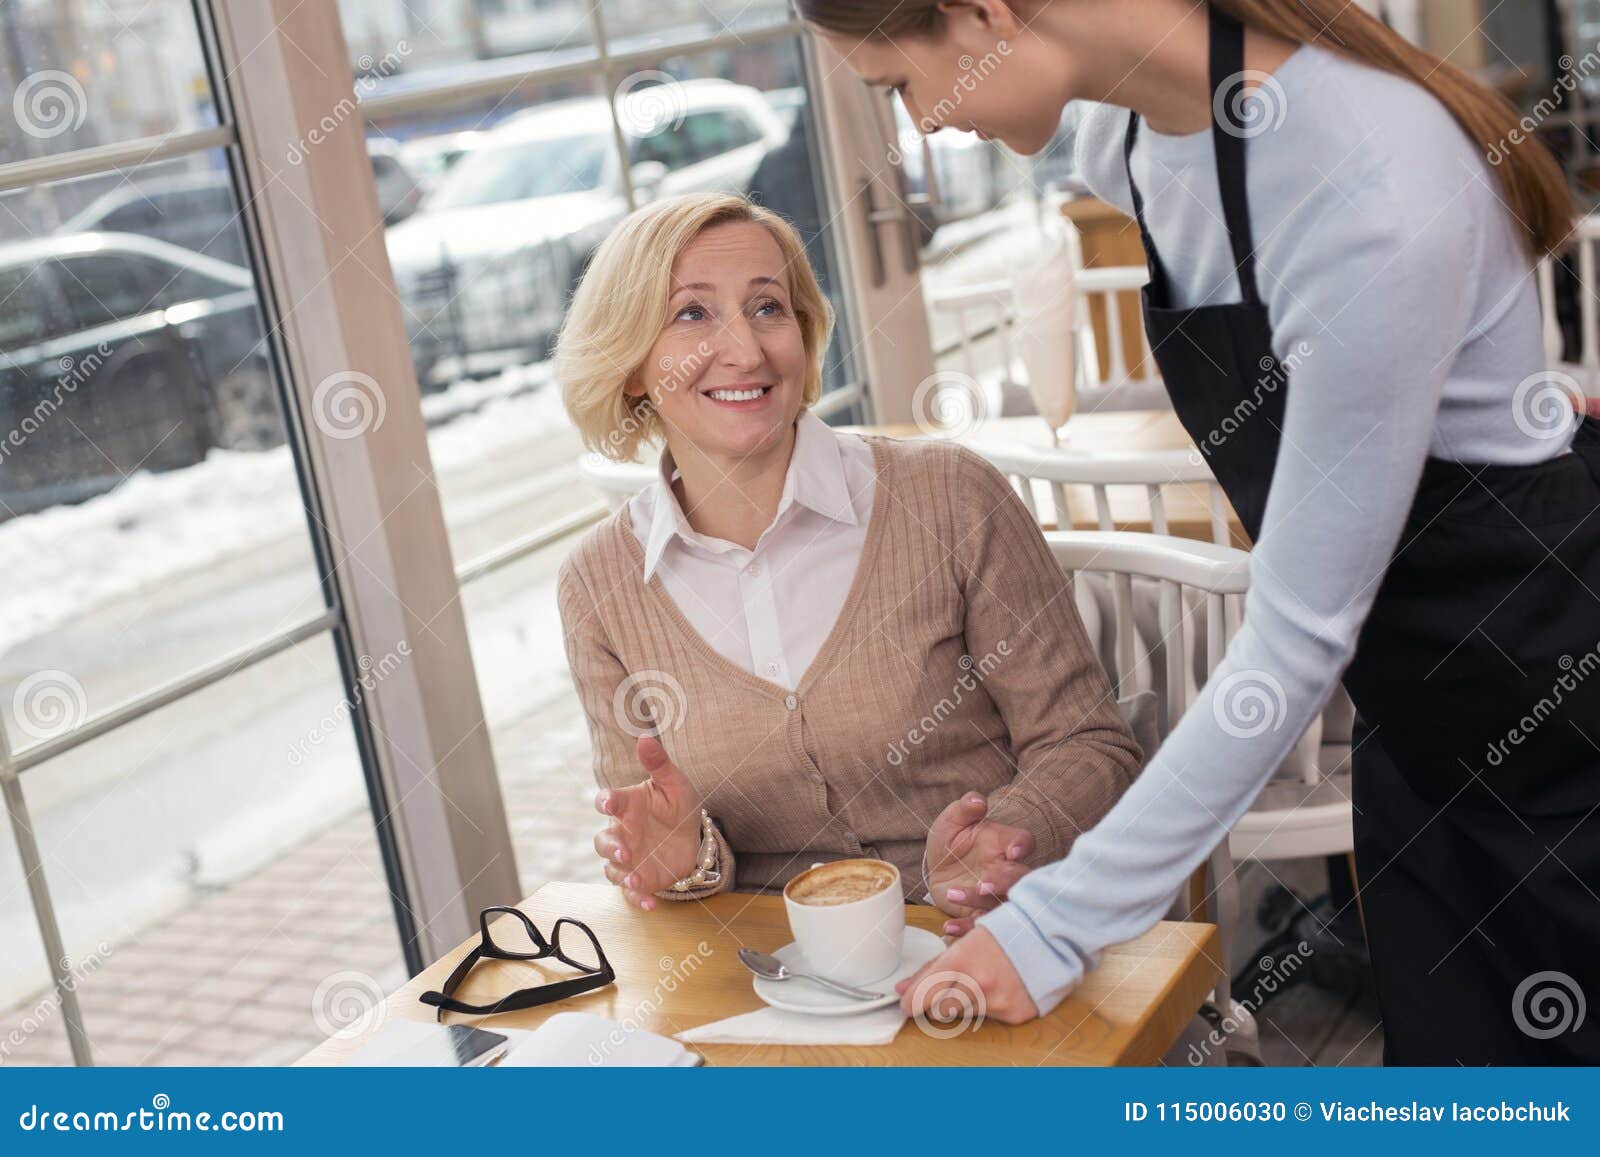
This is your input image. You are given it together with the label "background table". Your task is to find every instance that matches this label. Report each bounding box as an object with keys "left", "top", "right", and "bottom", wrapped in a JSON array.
[
  {"left": 300, "top": 882, "right": 1221, "bottom": 1067},
  {"left": 847, "top": 410, "right": 1249, "bottom": 547}
]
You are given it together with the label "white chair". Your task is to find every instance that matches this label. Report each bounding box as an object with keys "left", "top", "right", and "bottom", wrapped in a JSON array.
[
  {"left": 1538, "top": 214, "right": 1600, "bottom": 401},
  {"left": 925, "top": 239, "right": 1169, "bottom": 424},
  {"left": 979, "top": 441, "right": 1357, "bottom": 972},
  {"left": 1046, "top": 529, "right": 1259, "bottom": 1062},
  {"left": 1072, "top": 264, "right": 1169, "bottom": 412},
  {"left": 972, "top": 441, "right": 1244, "bottom": 724},
  {"left": 972, "top": 440, "right": 1233, "bottom": 543},
  {"left": 576, "top": 453, "right": 655, "bottom": 511}
]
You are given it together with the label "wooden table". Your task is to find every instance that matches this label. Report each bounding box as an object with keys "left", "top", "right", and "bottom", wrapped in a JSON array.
[
  {"left": 847, "top": 410, "right": 1249, "bottom": 547},
  {"left": 299, "top": 882, "right": 1221, "bottom": 1067}
]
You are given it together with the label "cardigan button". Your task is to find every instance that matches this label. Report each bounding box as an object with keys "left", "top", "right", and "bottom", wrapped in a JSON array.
[{"left": 784, "top": 694, "right": 798, "bottom": 710}]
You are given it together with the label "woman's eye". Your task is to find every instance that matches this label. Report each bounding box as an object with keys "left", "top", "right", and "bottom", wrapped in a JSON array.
[
  {"left": 675, "top": 305, "right": 706, "bottom": 322},
  {"left": 754, "top": 299, "right": 784, "bottom": 317}
]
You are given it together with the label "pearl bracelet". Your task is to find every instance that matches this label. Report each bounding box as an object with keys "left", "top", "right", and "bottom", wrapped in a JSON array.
[{"left": 668, "top": 807, "right": 722, "bottom": 892}]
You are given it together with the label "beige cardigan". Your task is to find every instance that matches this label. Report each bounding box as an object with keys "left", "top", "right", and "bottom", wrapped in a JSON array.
[{"left": 557, "top": 435, "right": 1143, "bottom": 899}]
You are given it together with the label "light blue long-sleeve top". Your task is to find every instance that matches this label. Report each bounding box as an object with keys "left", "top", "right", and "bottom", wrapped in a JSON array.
[{"left": 977, "top": 43, "right": 1576, "bottom": 1014}]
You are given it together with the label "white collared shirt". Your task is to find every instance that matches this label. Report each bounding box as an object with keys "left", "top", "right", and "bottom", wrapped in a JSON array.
[{"left": 628, "top": 411, "right": 877, "bottom": 690}]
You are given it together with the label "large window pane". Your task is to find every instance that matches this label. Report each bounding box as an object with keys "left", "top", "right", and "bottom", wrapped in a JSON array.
[
  {"left": 635, "top": 40, "right": 856, "bottom": 395},
  {"left": 0, "top": 0, "right": 215, "bottom": 163},
  {"left": 457, "top": 541, "right": 607, "bottom": 897},
  {"left": 0, "top": 814, "right": 57, "bottom": 1064},
  {"left": 602, "top": 0, "right": 793, "bottom": 55},
  {"left": 0, "top": 636, "right": 405, "bottom": 1066},
  {"left": 0, "top": 150, "right": 327, "bottom": 747},
  {"left": 340, "top": 0, "right": 599, "bottom": 84},
  {"left": 895, "top": 89, "right": 1078, "bottom": 415},
  {"left": 363, "top": 28, "right": 856, "bottom": 893},
  {"left": 367, "top": 73, "right": 607, "bottom": 399}
]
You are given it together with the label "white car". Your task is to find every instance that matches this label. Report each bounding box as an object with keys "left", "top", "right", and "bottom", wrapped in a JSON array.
[
  {"left": 398, "top": 130, "right": 487, "bottom": 196},
  {"left": 385, "top": 79, "right": 788, "bottom": 387}
]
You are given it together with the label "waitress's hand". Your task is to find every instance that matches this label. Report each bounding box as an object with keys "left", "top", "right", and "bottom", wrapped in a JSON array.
[
  {"left": 896, "top": 925, "right": 1040, "bottom": 1026},
  {"left": 593, "top": 736, "right": 703, "bottom": 911},
  {"left": 925, "top": 793, "right": 1035, "bottom": 935}
]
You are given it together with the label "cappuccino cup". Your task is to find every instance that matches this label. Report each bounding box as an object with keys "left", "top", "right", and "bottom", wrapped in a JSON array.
[{"left": 782, "top": 858, "right": 904, "bottom": 986}]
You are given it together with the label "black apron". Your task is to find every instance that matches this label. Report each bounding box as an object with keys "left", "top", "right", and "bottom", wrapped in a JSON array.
[{"left": 1125, "top": 4, "right": 1600, "bottom": 1064}]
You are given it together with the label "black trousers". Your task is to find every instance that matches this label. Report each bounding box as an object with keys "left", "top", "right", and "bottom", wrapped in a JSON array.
[{"left": 1352, "top": 718, "right": 1600, "bottom": 1065}]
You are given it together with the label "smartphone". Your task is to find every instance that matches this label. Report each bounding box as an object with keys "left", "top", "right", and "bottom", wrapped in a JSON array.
[{"left": 346, "top": 1020, "right": 510, "bottom": 1067}]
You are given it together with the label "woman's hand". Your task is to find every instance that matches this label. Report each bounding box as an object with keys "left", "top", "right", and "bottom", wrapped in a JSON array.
[
  {"left": 896, "top": 925, "right": 1041, "bottom": 1026},
  {"left": 593, "top": 735, "right": 704, "bottom": 911},
  {"left": 925, "top": 793, "right": 1035, "bottom": 935}
]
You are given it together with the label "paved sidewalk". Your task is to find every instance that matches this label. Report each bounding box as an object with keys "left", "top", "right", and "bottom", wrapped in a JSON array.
[{"left": 0, "top": 696, "right": 605, "bottom": 1066}]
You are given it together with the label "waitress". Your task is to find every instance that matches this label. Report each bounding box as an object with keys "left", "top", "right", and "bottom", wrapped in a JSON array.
[{"left": 801, "top": 0, "right": 1600, "bottom": 1063}]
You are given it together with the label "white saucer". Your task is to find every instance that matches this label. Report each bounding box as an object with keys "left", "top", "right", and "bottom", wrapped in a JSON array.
[{"left": 751, "top": 926, "right": 945, "bottom": 1016}]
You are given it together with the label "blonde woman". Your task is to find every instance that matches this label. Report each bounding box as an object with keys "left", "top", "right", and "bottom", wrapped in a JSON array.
[{"left": 555, "top": 192, "right": 1143, "bottom": 933}]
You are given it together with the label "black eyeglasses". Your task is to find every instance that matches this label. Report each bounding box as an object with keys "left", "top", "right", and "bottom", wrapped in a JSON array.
[{"left": 418, "top": 906, "right": 614, "bottom": 1020}]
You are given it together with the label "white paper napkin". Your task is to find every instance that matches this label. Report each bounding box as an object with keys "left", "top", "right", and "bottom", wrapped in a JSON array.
[{"left": 675, "top": 1004, "right": 907, "bottom": 1047}]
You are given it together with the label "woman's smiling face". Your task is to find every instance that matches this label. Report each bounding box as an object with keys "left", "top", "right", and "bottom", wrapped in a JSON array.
[{"left": 628, "top": 220, "right": 808, "bottom": 464}]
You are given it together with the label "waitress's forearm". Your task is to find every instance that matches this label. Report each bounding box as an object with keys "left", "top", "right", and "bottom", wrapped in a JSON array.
[{"left": 977, "top": 619, "right": 1349, "bottom": 1013}]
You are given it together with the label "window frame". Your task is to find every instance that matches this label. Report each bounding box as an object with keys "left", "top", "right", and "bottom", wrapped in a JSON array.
[{"left": 0, "top": 0, "right": 928, "bottom": 1067}]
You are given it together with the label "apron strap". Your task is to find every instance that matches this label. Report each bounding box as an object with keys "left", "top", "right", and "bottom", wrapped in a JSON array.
[
  {"left": 1209, "top": 3, "right": 1263, "bottom": 307},
  {"left": 1123, "top": 3, "right": 1264, "bottom": 309}
]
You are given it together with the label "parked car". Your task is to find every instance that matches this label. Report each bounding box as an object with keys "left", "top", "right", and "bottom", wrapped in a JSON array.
[
  {"left": 384, "top": 78, "right": 788, "bottom": 387},
  {"left": 0, "top": 233, "right": 281, "bottom": 520},
  {"left": 398, "top": 130, "right": 486, "bottom": 196},
  {"left": 60, "top": 171, "right": 247, "bottom": 267}
]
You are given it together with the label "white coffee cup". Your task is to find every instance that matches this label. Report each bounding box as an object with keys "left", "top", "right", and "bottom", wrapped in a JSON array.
[{"left": 782, "top": 858, "right": 905, "bottom": 986}]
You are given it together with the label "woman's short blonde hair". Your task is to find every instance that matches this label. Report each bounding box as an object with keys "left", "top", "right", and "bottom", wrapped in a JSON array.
[{"left": 556, "top": 192, "right": 833, "bottom": 462}]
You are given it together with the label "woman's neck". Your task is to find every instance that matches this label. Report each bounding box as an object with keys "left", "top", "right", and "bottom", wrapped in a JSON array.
[
  {"left": 667, "top": 425, "right": 796, "bottom": 550},
  {"left": 1050, "top": 0, "right": 1300, "bottom": 136}
]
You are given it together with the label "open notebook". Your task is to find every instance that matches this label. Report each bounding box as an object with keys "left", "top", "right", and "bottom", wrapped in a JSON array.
[{"left": 497, "top": 1012, "right": 700, "bottom": 1067}]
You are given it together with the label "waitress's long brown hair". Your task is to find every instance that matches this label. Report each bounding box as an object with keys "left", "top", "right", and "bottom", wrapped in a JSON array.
[{"left": 798, "top": 0, "right": 1575, "bottom": 256}]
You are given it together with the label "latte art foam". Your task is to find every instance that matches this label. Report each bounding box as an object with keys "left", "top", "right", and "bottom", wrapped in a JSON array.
[{"left": 786, "top": 861, "right": 897, "bottom": 907}]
